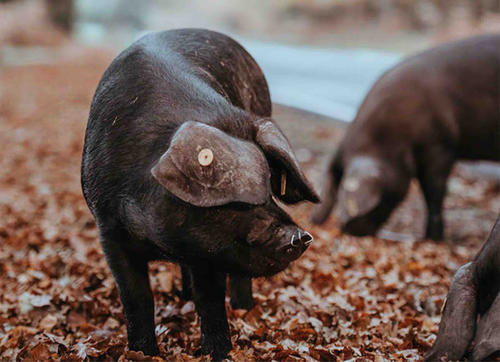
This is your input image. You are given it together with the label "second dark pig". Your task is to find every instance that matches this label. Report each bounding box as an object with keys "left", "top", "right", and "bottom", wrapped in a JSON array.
[
  {"left": 312, "top": 34, "right": 500, "bottom": 240},
  {"left": 81, "top": 29, "right": 318, "bottom": 359}
]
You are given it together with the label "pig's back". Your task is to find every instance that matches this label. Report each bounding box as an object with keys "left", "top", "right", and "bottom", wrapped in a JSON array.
[
  {"left": 417, "top": 34, "right": 499, "bottom": 160},
  {"left": 349, "top": 34, "right": 499, "bottom": 161},
  {"left": 81, "top": 29, "right": 271, "bottom": 216}
]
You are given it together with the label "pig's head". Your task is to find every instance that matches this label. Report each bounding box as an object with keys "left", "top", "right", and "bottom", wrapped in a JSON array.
[
  {"left": 151, "top": 120, "right": 319, "bottom": 276},
  {"left": 312, "top": 155, "right": 410, "bottom": 236}
]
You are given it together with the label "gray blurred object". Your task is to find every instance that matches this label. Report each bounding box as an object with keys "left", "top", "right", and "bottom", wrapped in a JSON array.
[
  {"left": 75, "top": 0, "right": 147, "bottom": 42},
  {"left": 0, "top": 0, "right": 73, "bottom": 32}
]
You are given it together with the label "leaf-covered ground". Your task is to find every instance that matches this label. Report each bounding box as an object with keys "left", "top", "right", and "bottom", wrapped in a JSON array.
[{"left": 1, "top": 46, "right": 499, "bottom": 361}]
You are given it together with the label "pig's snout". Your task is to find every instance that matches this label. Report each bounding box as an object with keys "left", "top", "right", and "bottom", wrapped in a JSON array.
[{"left": 274, "top": 228, "right": 313, "bottom": 261}]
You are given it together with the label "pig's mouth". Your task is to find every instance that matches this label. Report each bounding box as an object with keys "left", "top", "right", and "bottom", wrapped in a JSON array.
[
  {"left": 236, "top": 231, "right": 314, "bottom": 277},
  {"left": 203, "top": 229, "right": 313, "bottom": 277}
]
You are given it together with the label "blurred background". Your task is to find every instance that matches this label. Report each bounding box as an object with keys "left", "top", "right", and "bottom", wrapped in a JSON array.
[
  {"left": 1, "top": 1, "right": 499, "bottom": 360},
  {"left": 2, "top": 0, "right": 500, "bottom": 120}
]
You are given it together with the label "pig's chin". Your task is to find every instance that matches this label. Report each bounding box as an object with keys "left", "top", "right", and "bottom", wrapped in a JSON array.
[
  {"left": 250, "top": 255, "right": 292, "bottom": 277},
  {"left": 219, "top": 244, "right": 294, "bottom": 277},
  {"left": 238, "top": 250, "right": 293, "bottom": 277}
]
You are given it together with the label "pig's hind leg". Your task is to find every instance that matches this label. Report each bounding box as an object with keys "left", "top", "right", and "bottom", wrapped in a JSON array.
[
  {"left": 99, "top": 227, "right": 159, "bottom": 356},
  {"left": 191, "top": 266, "right": 232, "bottom": 360},
  {"left": 229, "top": 275, "right": 255, "bottom": 310},
  {"left": 416, "top": 146, "right": 454, "bottom": 240}
]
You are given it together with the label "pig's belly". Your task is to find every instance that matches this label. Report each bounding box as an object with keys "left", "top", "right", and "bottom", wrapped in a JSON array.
[{"left": 457, "top": 120, "right": 499, "bottom": 161}]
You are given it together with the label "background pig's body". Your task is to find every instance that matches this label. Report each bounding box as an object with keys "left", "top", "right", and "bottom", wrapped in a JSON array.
[
  {"left": 313, "top": 34, "right": 500, "bottom": 240},
  {"left": 81, "top": 29, "right": 316, "bottom": 359}
]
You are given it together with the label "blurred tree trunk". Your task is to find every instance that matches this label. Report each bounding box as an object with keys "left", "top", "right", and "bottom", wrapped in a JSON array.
[
  {"left": 45, "top": 0, "right": 73, "bottom": 32},
  {"left": 392, "top": 0, "right": 425, "bottom": 30},
  {"left": 472, "top": 0, "right": 484, "bottom": 24},
  {"left": 434, "top": 0, "right": 451, "bottom": 28}
]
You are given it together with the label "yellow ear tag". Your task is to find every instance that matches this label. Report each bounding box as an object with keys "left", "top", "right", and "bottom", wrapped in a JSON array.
[
  {"left": 280, "top": 170, "right": 287, "bottom": 196},
  {"left": 198, "top": 148, "right": 214, "bottom": 166},
  {"left": 346, "top": 198, "right": 359, "bottom": 217}
]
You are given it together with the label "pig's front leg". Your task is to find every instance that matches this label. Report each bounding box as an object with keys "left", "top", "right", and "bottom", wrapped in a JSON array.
[
  {"left": 180, "top": 264, "right": 193, "bottom": 300},
  {"left": 229, "top": 275, "right": 255, "bottom": 310},
  {"left": 100, "top": 229, "right": 159, "bottom": 356},
  {"left": 191, "top": 266, "right": 231, "bottom": 360}
]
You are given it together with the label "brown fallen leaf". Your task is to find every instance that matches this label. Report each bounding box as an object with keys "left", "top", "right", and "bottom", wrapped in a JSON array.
[{"left": 39, "top": 314, "right": 58, "bottom": 331}]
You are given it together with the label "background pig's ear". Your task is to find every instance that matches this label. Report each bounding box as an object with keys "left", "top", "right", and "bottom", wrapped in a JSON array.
[
  {"left": 425, "top": 262, "right": 478, "bottom": 362},
  {"left": 254, "top": 118, "right": 319, "bottom": 204},
  {"left": 336, "top": 175, "right": 381, "bottom": 224},
  {"left": 334, "top": 157, "right": 384, "bottom": 223},
  {"left": 151, "top": 121, "right": 271, "bottom": 207}
]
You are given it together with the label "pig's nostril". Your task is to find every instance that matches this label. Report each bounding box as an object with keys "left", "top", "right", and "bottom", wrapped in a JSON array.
[
  {"left": 301, "top": 232, "right": 313, "bottom": 246},
  {"left": 290, "top": 234, "right": 301, "bottom": 248}
]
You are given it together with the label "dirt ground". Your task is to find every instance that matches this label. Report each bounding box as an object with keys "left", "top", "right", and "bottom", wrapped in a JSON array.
[{"left": 0, "top": 46, "right": 499, "bottom": 361}]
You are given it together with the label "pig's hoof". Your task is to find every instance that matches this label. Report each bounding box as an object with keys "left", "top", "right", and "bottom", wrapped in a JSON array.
[
  {"left": 425, "top": 220, "right": 443, "bottom": 241},
  {"left": 230, "top": 296, "right": 255, "bottom": 311},
  {"left": 197, "top": 334, "right": 232, "bottom": 361}
]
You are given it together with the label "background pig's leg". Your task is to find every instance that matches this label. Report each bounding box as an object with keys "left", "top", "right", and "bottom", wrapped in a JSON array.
[
  {"left": 472, "top": 218, "right": 500, "bottom": 360},
  {"left": 229, "top": 275, "right": 255, "bottom": 310},
  {"left": 425, "top": 262, "right": 477, "bottom": 361},
  {"left": 100, "top": 229, "right": 159, "bottom": 355},
  {"left": 475, "top": 217, "right": 500, "bottom": 314},
  {"left": 191, "top": 266, "right": 232, "bottom": 360},
  {"left": 416, "top": 147, "right": 454, "bottom": 240},
  {"left": 180, "top": 265, "right": 193, "bottom": 300},
  {"left": 472, "top": 293, "right": 500, "bottom": 361}
]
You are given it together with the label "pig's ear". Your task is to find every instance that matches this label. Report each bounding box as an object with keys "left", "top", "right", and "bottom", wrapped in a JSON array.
[
  {"left": 336, "top": 158, "right": 382, "bottom": 223},
  {"left": 254, "top": 118, "right": 319, "bottom": 204},
  {"left": 425, "top": 262, "right": 478, "bottom": 361},
  {"left": 151, "top": 121, "right": 271, "bottom": 207}
]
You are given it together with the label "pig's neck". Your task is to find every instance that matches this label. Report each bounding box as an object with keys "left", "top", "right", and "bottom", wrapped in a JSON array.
[{"left": 203, "top": 104, "right": 256, "bottom": 143}]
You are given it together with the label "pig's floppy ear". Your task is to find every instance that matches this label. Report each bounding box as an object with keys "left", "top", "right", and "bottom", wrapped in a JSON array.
[
  {"left": 151, "top": 121, "right": 271, "bottom": 207},
  {"left": 254, "top": 118, "right": 319, "bottom": 204}
]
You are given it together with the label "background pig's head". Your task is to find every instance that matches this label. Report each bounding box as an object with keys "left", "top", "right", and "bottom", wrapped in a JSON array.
[
  {"left": 312, "top": 154, "right": 411, "bottom": 236},
  {"left": 151, "top": 120, "right": 319, "bottom": 276}
]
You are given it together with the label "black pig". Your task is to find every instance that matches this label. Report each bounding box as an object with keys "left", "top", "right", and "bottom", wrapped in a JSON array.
[
  {"left": 312, "top": 34, "right": 500, "bottom": 240},
  {"left": 81, "top": 29, "right": 318, "bottom": 359},
  {"left": 426, "top": 216, "right": 500, "bottom": 361}
]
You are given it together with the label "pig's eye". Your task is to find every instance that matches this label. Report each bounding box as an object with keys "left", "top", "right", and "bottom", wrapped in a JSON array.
[
  {"left": 222, "top": 201, "right": 256, "bottom": 211},
  {"left": 269, "top": 221, "right": 281, "bottom": 231}
]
